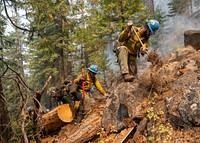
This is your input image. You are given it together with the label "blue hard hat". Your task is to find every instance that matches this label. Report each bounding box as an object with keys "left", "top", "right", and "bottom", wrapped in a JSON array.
[
  {"left": 88, "top": 64, "right": 98, "bottom": 74},
  {"left": 146, "top": 19, "right": 160, "bottom": 34}
]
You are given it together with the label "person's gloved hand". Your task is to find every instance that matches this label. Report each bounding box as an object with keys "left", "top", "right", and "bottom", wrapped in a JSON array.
[
  {"left": 141, "top": 46, "right": 148, "bottom": 56},
  {"left": 104, "top": 93, "right": 109, "bottom": 97},
  {"left": 127, "top": 20, "right": 133, "bottom": 27},
  {"left": 79, "top": 76, "right": 85, "bottom": 82},
  {"left": 126, "top": 20, "right": 133, "bottom": 31}
]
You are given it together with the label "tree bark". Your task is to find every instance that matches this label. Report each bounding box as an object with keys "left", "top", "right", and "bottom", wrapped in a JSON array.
[
  {"left": 41, "top": 106, "right": 66, "bottom": 133},
  {"left": 59, "top": 47, "right": 65, "bottom": 81},
  {"left": 145, "top": 0, "right": 154, "bottom": 13},
  {"left": 63, "top": 112, "right": 101, "bottom": 143}
]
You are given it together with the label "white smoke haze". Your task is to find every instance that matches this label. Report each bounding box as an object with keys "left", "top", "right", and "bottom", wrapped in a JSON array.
[
  {"left": 137, "top": 14, "right": 200, "bottom": 74},
  {"left": 154, "top": 0, "right": 170, "bottom": 14},
  {"left": 106, "top": 42, "right": 120, "bottom": 72},
  {"left": 157, "top": 15, "right": 200, "bottom": 56}
]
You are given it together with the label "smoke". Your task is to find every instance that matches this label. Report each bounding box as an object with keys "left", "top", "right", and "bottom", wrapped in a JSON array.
[
  {"left": 137, "top": 14, "right": 200, "bottom": 74},
  {"left": 105, "top": 42, "right": 120, "bottom": 72},
  {"left": 154, "top": 0, "right": 200, "bottom": 56},
  {"left": 156, "top": 15, "right": 200, "bottom": 56},
  {"left": 154, "top": 0, "right": 170, "bottom": 14}
]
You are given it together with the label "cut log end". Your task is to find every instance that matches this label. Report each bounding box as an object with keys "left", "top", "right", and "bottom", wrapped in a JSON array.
[{"left": 57, "top": 104, "right": 75, "bottom": 123}]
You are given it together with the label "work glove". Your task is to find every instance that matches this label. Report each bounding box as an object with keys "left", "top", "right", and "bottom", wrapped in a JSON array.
[
  {"left": 104, "top": 93, "right": 109, "bottom": 97},
  {"left": 141, "top": 46, "right": 148, "bottom": 56},
  {"left": 126, "top": 20, "right": 133, "bottom": 31}
]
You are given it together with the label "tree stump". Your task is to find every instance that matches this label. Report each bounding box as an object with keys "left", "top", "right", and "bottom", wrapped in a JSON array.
[{"left": 184, "top": 30, "right": 200, "bottom": 50}]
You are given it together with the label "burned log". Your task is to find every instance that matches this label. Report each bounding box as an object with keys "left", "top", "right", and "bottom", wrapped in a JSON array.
[{"left": 63, "top": 112, "right": 101, "bottom": 143}]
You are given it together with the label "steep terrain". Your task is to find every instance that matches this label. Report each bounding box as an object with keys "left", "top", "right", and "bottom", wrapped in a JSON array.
[{"left": 41, "top": 32, "right": 200, "bottom": 143}]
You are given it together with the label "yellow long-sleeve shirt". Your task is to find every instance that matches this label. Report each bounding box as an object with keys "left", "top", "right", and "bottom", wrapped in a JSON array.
[
  {"left": 118, "top": 27, "right": 150, "bottom": 55},
  {"left": 74, "top": 73, "right": 105, "bottom": 95}
]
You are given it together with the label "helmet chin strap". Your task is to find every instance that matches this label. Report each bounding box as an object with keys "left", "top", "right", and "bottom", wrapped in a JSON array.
[{"left": 140, "top": 27, "right": 150, "bottom": 38}]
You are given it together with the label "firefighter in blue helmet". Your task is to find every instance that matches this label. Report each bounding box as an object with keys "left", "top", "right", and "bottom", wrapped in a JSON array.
[
  {"left": 74, "top": 64, "right": 108, "bottom": 123},
  {"left": 115, "top": 19, "right": 160, "bottom": 82}
]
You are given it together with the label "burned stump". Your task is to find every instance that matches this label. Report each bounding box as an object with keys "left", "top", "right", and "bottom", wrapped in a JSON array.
[
  {"left": 101, "top": 81, "right": 148, "bottom": 131},
  {"left": 184, "top": 30, "right": 200, "bottom": 50}
]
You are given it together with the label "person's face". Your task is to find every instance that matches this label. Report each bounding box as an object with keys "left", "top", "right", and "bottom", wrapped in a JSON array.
[
  {"left": 89, "top": 71, "right": 96, "bottom": 78},
  {"left": 140, "top": 26, "right": 151, "bottom": 38}
]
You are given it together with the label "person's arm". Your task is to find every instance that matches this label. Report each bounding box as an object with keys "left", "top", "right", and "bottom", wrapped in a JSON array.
[
  {"left": 94, "top": 78, "right": 105, "bottom": 95},
  {"left": 144, "top": 39, "right": 150, "bottom": 50},
  {"left": 118, "top": 30, "right": 131, "bottom": 42},
  {"left": 74, "top": 74, "right": 82, "bottom": 84},
  {"left": 141, "top": 39, "right": 150, "bottom": 55},
  {"left": 118, "top": 21, "right": 134, "bottom": 42}
]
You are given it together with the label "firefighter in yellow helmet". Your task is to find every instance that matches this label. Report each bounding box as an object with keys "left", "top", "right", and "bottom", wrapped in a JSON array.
[
  {"left": 116, "top": 19, "right": 160, "bottom": 82},
  {"left": 74, "top": 64, "right": 108, "bottom": 123}
]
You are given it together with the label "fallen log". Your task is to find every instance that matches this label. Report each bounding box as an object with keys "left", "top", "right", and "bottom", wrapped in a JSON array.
[
  {"left": 42, "top": 104, "right": 75, "bottom": 134},
  {"left": 63, "top": 111, "right": 102, "bottom": 143},
  {"left": 53, "top": 100, "right": 107, "bottom": 143}
]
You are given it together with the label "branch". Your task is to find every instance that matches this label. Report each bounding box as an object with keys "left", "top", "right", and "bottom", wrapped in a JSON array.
[
  {"left": 0, "top": 59, "right": 34, "bottom": 92},
  {"left": 0, "top": 59, "right": 9, "bottom": 78},
  {"left": 33, "top": 76, "right": 52, "bottom": 143},
  {"left": 2, "top": 0, "right": 36, "bottom": 33}
]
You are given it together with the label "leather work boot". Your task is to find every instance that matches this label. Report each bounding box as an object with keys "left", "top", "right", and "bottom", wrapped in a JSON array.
[{"left": 123, "top": 73, "right": 134, "bottom": 82}]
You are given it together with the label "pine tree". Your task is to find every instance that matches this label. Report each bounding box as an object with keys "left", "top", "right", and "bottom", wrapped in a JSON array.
[
  {"left": 168, "top": 0, "right": 191, "bottom": 16},
  {"left": 0, "top": 2, "right": 14, "bottom": 142}
]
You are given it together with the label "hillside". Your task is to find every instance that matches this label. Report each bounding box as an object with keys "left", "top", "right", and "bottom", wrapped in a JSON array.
[{"left": 41, "top": 31, "right": 200, "bottom": 143}]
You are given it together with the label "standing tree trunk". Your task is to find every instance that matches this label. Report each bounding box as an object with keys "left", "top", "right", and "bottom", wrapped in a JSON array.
[
  {"left": 145, "top": 0, "right": 154, "bottom": 13},
  {"left": 14, "top": 6, "right": 29, "bottom": 142},
  {"left": 0, "top": 17, "right": 13, "bottom": 142},
  {"left": 0, "top": 78, "right": 13, "bottom": 143}
]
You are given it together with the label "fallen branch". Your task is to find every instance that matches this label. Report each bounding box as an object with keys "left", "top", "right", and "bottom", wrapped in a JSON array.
[{"left": 33, "top": 76, "right": 52, "bottom": 143}]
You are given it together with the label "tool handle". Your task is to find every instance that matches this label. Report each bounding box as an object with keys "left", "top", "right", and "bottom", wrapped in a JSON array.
[
  {"left": 81, "top": 68, "right": 86, "bottom": 105},
  {"left": 131, "top": 26, "right": 145, "bottom": 47},
  {"left": 131, "top": 26, "right": 149, "bottom": 56}
]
